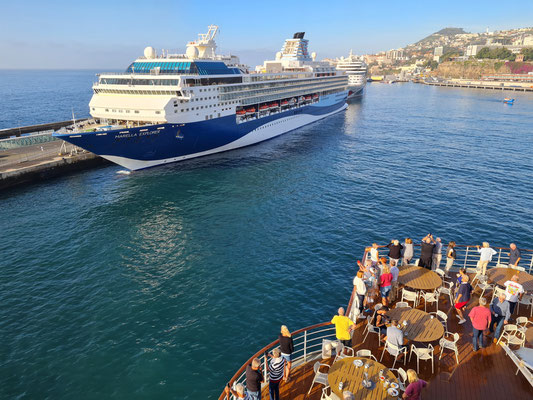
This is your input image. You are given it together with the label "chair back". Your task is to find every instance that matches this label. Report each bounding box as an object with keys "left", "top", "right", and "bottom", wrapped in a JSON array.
[
  {"left": 516, "top": 316, "right": 528, "bottom": 326},
  {"left": 396, "top": 367, "right": 407, "bottom": 388},
  {"left": 395, "top": 302, "right": 409, "bottom": 308},
  {"left": 503, "top": 324, "right": 518, "bottom": 334},
  {"left": 435, "top": 310, "right": 446, "bottom": 320},
  {"left": 357, "top": 349, "right": 372, "bottom": 358},
  {"left": 435, "top": 268, "right": 445, "bottom": 278},
  {"left": 451, "top": 333, "right": 460, "bottom": 344},
  {"left": 386, "top": 340, "right": 403, "bottom": 356},
  {"left": 511, "top": 266, "right": 526, "bottom": 271},
  {"left": 314, "top": 361, "right": 321, "bottom": 373},
  {"left": 402, "top": 289, "right": 417, "bottom": 301}
]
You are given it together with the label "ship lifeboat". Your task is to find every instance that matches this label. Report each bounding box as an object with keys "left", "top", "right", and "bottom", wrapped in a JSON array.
[
  {"left": 245, "top": 107, "right": 256, "bottom": 114},
  {"left": 259, "top": 104, "right": 269, "bottom": 111},
  {"left": 305, "top": 95, "right": 311, "bottom": 100},
  {"left": 236, "top": 109, "right": 246, "bottom": 116},
  {"left": 281, "top": 100, "right": 289, "bottom": 106},
  {"left": 269, "top": 103, "right": 278, "bottom": 108},
  {"left": 313, "top": 94, "right": 318, "bottom": 99}
]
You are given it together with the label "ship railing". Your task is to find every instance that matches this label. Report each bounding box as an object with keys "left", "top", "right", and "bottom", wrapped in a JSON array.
[
  {"left": 218, "top": 321, "right": 336, "bottom": 400},
  {"left": 360, "top": 243, "right": 533, "bottom": 275}
]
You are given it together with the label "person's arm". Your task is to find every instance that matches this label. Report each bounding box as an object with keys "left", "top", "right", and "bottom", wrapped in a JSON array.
[
  {"left": 455, "top": 293, "right": 462, "bottom": 303},
  {"left": 514, "top": 256, "right": 521, "bottom": 266},
  {"left": 504, "top": 302, "right": 511, "bottom": 323}
]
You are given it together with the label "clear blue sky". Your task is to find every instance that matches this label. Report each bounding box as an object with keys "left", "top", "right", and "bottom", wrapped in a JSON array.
[{"left": 1, "top": 0, "right": 532, "bottom": 69}]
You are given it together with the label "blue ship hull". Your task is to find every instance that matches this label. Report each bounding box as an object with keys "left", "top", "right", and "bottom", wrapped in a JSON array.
[{"left": 54, "top": 94, "right": 347, "bottom": 170}]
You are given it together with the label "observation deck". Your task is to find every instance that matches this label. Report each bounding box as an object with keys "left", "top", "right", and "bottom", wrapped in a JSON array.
[{"left": 220, "top": 243, "right": 533, "bottom": 399}]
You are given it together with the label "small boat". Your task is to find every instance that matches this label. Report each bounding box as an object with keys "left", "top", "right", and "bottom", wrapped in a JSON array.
[
  {"left": 313, "top": 94, "right": 318, "bottom": 99},
  {"left": 503, "top": 98, "right": 515, "bottom": 104},
  {"left": 236, "top": 109, "right": 246, "bottom": 116},
  {"left": 245, "top": 107, "right": 256, "bottom": 114},
  {"left": 259, "top": 104, "right": 269, "bottom": 111}
]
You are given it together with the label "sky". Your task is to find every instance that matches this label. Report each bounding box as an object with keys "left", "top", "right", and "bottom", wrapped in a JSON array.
[{"left": 0, "top": 0, "right": 532, "bottom": 69}]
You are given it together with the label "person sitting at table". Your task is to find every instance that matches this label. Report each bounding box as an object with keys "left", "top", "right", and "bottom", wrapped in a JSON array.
[
  {"left": 402, "top": 369, "right": 427, "bottom": 400},
  {"left": 372, "top": 305, "right": 390, "bottom": 338},
  {"left": 385, "top": 319, "right": 407, "bottom": 347}
]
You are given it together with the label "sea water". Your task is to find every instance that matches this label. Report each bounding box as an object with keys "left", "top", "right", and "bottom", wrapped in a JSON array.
[{"left": 1, "top": 72, "right": 532, "bottom": 399}]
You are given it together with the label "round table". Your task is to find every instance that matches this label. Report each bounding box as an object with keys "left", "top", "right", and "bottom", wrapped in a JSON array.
[
  {"left": 398, "top": 265, "right": 442, "bottom": 291},
  {"left": 386, "top": 307, "right": 444, "bottom": 342},
  {"left": 328, "top": 357, "right": 399, "bottom": 399},
  {"left": 486, "top": 268, "right": 533, "bottom": 292}
]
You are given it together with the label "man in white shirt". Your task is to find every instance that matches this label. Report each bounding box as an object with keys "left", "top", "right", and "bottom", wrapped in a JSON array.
[
  {"left": 353, "top": 271, "right": 367, "bottom": 319},
  {"left": 369, "top": 243, "right": 379, "bottom": 266},
  {"left": 504, "top": 274, "right": 524, "bottom": 315},
  {"left": 476, "top": 242, "right": 497, "bottom": 275}
]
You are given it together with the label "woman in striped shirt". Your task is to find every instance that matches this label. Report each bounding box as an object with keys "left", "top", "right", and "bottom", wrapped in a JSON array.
[{"left": 268, "top": 348, "right": 285, "bottom": 400}]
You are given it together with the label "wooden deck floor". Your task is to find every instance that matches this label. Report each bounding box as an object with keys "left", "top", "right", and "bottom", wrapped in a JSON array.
[{"left": 263, "top": 282, "right": 533, "bottom": 399}]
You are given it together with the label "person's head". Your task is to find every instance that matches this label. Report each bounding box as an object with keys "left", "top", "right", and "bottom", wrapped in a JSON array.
[
  {"left": 449, "top": 241, "right": 456, "bottom": 248},
  {"left": 372, "top": 243, "right": 378, "bottom": 249},
  {"left": 338, "top": 307, "right": 345, "bottom": 316},
  {"left": 482, "top": 242, "right": 490, "bottom": 248},
  {"left": 383, "top": 265, "right": 390, "bottom": 274},
  {"left": 479, "top": 297, "right": 487, "bottom": 307},
  {"left": 460, "top": 268, "right": 467, "bottom": 276},
  {"left": 437, "top": 237, "right": 441, "bottom": 242},
  {"left": 390, "top": 260, "right": 397, "bottom": 267},
  {"left": 391, "top": 319, "right": 398, "bottom": 327},
  {"left": 357, "top": 270, "right": 364, "bottom": 279},
  {"left": 272, "top": 348, "right": 281, "bottom": 358},
  {"left": 393, "top": 239, "right": 399, "bottom": 246},
  {"left": 406, "top": 238, "right": 412, "bottom": 244},
  {"left": 379, "top": 305, "right": 389, "bottom": 313},
  {"left": 499, "top": 293, "right": 506, "bottom": 302},
  {"left": 281, "top": 325, "right": 291, "bottom": 337},
  {"left": 510, "top": 243, "right": 516, "bottom": 250},
  {"left": 235, "top": 383, "right": 245, "bottom": 396},
  {"left": 342, "top": 391, "right": 355, "bottom": 400},
  {"left": 407, "top": 369, "right": 419, "bottom": 383},
  {"left": 251, "top": 358, "right": 261, "bottom": 369},
  {"left": 380, "top": 257, "right": 388, "bottom": 265},
  {"left": 512, "top": 274, "right": 519, "bottom": 283}
]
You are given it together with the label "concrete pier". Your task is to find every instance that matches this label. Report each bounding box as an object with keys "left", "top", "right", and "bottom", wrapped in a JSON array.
[
  {"left": 424, "top": 81, "right": 533, "bottom": 92},
  {"left": 0, "top": 141, "right": 108, "bottom": 191}
]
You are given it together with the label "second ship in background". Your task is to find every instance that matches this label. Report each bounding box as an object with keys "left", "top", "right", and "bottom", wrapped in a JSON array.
[{"left": 334, "top": 50, "right": 368, "bottom": 98}]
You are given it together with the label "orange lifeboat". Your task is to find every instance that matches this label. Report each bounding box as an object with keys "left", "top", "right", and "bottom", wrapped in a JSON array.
[
  {"left": 236, "top": 109, "right": 246, "bottom": 116},
  {"left": 245, "top": 107, "right": 256, "bottom": 114},
  {"left": 259, "top": 104, "right": 269, "bottom": 111}
]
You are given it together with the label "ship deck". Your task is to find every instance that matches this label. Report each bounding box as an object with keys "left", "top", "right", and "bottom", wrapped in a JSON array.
[{"left": 261, "top": 283, "right": 532, "bottom": 399}]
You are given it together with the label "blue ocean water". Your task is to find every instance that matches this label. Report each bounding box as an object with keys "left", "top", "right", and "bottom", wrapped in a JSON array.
[{"left": 1, "top": 72, "right": 533, "bottom": 399}]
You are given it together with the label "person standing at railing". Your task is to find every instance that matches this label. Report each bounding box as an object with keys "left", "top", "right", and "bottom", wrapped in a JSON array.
[
  {"left": 390, "top": 261, "right": 400, "bottom": 302},
  {"left": 278, "top": 325, "right": 294, "bottom": 382},
  {"left": 386, "top": 240, "right": 403, "bottom": 266},
  {"left": 445, "top": 241, "right": 456, "bottom": 275},
  {"left": 267, "top": 348, "right": 285, "bottom": 400},
  {"left": 368, "top": 243, "right": 380, "bottom": 266},
  {"left": 224, "top": 383, "right": 249, "bottom": 399},
  {"left": 245, "top": 358, "right": 264, "bottom": 400},
  {"left": 476, "top": 242, "right": 497, "bottom": 275},
  {"left": 402, "top": 238, "right": 414, "bottom": 265},
  {"left": 353, "top": 271, "right": 367, "bottom": 319},
  {"left": 419, "top": 234, "right": 436, "bottom": 270},
  {"left": 508, "top": 243, "right": 521, "bottom": 268},
  {"left": 331, "top": 307, "right": 356, "bottom": 350},
  {"left": 432, "top": 237, "right": 443, "bottom": 271}
]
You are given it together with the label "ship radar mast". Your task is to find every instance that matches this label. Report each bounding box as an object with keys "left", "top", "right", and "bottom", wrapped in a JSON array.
[{"left": 186, "top": 25, "right": 219, "bottom": 59}]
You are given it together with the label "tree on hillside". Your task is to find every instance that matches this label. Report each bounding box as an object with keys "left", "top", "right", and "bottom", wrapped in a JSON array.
[
  {"left": 476, "top": 47, "right": 515, "bottom": 61},
  {"left": 476, "top": 47, "right": 492, "bottom": 59},
  {"left": 521, "top": 48, "right": 533, "bottom": 61}
]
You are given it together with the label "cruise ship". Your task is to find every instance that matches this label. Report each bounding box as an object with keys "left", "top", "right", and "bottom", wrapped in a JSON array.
[
  {"left": 54, "top": 26, "right": 348, "bottom": 170},
  {"left": 335, "top": 51, "right": 367, "bottom": 98}
]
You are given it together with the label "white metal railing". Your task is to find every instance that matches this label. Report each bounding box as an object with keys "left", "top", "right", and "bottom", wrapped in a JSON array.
[
  {"left": 362, "top": 244, "right": 533, "bottom": 274},
  {"left": 219, "top": 322, "right": 336, "bottom": 400}
]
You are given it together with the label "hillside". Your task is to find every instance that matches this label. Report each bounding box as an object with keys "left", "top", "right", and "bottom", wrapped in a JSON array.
[{"left": 416, "top": 27, "right": 467, "bottom": 44}]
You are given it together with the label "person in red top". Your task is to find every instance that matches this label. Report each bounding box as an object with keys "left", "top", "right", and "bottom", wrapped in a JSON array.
[
  {"left": 380, "top": 265, "right": 393, "bottom": 306},
  {"left": 468, "top": 297, "right": 492, "bottom": 352}
]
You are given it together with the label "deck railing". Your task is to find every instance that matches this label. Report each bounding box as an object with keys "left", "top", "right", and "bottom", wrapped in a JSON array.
[
  {"left": 361, "top": 244, "right": 533, "bottom": 275},
  {"left": 220, "top": 243, "right": 532, "bottom": 399},
  {"left": 218, "top": 321, "right": 336, "bottom": 400}
]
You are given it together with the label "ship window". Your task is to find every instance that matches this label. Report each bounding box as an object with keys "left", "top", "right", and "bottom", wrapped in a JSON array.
[
  {"left": 205, "top": 116, "right": 209, "bottom": 120},
  {"left": 134, "top": 110, "right": 139, "bottom": 113},
  {"left": 155, "top": 111, "right": 161, "bottom": 114}
]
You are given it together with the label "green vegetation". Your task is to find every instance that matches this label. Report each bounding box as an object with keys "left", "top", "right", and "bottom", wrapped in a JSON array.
[
  {"left": 423, "top": 60, "right": 439, "bottom": 70},
  {"left": 476, "top": 47, "right": 515, "bottom": 61},
  {"left": 521, "top": 48, "right": 533, "bottom": 61}
]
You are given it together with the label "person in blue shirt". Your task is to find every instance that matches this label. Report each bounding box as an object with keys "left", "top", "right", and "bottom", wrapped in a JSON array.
[{"left": 489, "top": 293, "right": 511, "bottom": 342}]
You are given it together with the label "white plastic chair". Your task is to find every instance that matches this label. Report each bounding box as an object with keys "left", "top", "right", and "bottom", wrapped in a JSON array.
[
  {"left": 439, "top": 332, "right": 460, "bottom": 364},
  {"left": 380, "top": 340, "right": 407, "bottom": 369},
  {"left": 430, "top": 310, "right": 449, "bottom": 335},
  {"left": 438, "top": 281, "right": 454, "bottom": 305},
  {"left": 491, "top": 287, "right": 507, "bottom": 303},
  {"left": 516, "top": 316, "right": 533, "bottom": 334},
  {"left": 401, "top": 289, "right": 418, "bottom": 307},
  {"left": 475, "top": 281, "right": 493, "bottom": 298},
  {"left": 321, "top": 386, "right": 341, "bottom": 400},
  {"left": 321, "top": 339, "right": 339, "bottom": 359},
  {"left": 471, "top": 271, "right": 486, "bottom": 286},
  {"left": 390, "top": 367, "right": 407, "bottom": 391},
  {"left": 517, "top": 294, "right": 533, "bottom": 318},
  {"left": 362, "top": 316, "right": 382, "bottom": 345},
  {"left": 333, "top": 343, "right": 355, "bottom": 363},
  {"left": 409, "top": 344, "right": 434, "bottom": 374},
  {"left": 395, "top": 301, "right": 410, "bottom": 308},
  {"left": 307, "top": 361, "right": 330, "bottom": 395},
  {"left": 356, "top": 349, "right": 378, "bottom": 361},
  {"left": 497, "top": 324, "right": 526, "bottom": 347},
  {"left": 435, "top": 268, "right": 446, "bottom": 279},
  {"left": 510, "top": 265, "right": 526, "bottom": 272},
  {"left": 419, "top": 290, "right": 439, "bottom": 312}
]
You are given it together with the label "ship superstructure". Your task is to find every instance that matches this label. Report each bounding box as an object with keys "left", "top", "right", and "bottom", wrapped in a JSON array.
[
  {"left": 335, "top": 50, "right": 367, "bottom": 98},
  {"left": 55, "top": 27, "right": 348, "bottom": 170}
]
